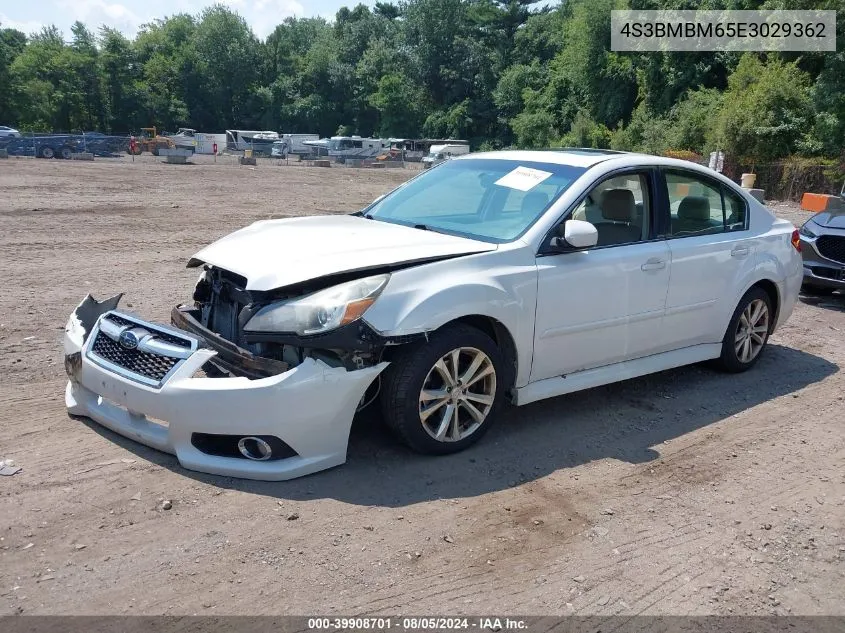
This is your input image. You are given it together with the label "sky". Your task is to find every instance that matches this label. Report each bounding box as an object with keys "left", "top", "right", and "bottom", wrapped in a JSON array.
[{"left": 0, "top": 0, "right": 378, "bottom": 39}]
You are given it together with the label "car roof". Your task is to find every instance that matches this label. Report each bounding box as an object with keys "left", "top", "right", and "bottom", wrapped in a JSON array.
[{"left": 458, "top": 148, "right": 636, "bottom": 168}]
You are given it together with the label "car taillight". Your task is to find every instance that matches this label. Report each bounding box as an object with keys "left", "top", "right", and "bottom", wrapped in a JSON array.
[{"left": 791, "top": 229, "right": 801, "bottom": 252}]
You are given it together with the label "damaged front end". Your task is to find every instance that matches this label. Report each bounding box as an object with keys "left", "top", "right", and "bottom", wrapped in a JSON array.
[
  {"left": 63, "top": 291, "right": 387, "bottom": 481},
  {"left": 183, "top": 266, "right": 412, "bottom": 378}
]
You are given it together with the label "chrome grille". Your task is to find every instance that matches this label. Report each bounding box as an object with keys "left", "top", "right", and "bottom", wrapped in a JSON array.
[
  {"left": 816, "top": 235, "right": 845, "bottom": 264},
  {"left": 91, "top": 333, "right": 179, "bottom": 382},
  {"left": 102, "top": 313, "right": 191, "bottom": 348},
  {"left": 86, "top": 311, "right": 198, "bottom": 387}
]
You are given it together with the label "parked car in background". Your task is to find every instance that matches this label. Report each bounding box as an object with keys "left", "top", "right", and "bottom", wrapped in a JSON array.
[
  {"left": 64, "top": 149, "right": 802, "bottom": 481},
  {"left": 0, "top": 125, "right": 21, "bottom": 138},
  {"left": 422, "top": 142, "right": 470, "bottom": 168},
  {"left": 798, "top": 206, "right": 845, "bottom": 294},
  {"left": 271, "top": 140, "right": 288, "bottom": 158}
]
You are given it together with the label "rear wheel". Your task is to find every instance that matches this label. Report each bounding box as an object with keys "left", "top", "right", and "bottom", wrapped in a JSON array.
[
  {"left": 39, "top": 145, "right": 55, "bottom": 159},
  {"left": 715, "top": 287, "right": 772, "bottom": 372},
  {"left": 60, "top": 145, "right": 73, "bottom": 160},
  {"left": 380, "top": 324, "right": 505, "bottom": 454}
]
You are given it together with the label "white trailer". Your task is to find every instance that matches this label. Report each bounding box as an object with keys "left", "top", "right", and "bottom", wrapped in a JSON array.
[
  {"left": 195, "top": 133, "right": 227, "bottom": 155},
  {"left": 285, "top": 134, "right": 320, "bottom": 156}
]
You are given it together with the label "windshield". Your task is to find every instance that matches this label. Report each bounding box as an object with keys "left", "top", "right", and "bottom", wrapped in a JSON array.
[{"left": 364, "top": 158, "right": 585, "bottom": 242}]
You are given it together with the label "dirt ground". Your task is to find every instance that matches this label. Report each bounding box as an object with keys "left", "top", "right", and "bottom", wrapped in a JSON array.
[{"left": 0, "top": 157, "right": 843, "bottom": 617}]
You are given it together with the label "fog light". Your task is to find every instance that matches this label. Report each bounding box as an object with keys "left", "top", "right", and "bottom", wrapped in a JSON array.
[{"left": 237, "top": 436, "right": 273, "bottom": 461}]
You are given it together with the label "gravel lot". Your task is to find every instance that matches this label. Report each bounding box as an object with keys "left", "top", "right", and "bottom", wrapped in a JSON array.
[{"left": 0, "top": 158, "right": 843, "bottom": 616}]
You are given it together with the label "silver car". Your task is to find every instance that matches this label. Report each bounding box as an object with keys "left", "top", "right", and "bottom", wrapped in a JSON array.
[
  {"left": 798, "top": 206, "right": 845, "bottom": 294},
  {"left": 0, "top": 125, "right": 21, "bottom": 138}
]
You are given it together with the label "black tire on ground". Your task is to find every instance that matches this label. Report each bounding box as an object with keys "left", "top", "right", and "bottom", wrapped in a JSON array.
[
  {"left": 380, "top": 323, "right": 506, "bottom": 455},
  {"left": 714, "top": 287, "right": 773, "bottom": 373},
  {"left": 801, "top": 283, "right": 834, "bottom": 296},
  {"left": 60, "top": 146, "right": 73, "bottom": 160},
  {"left": 39, "top": 145, "right": 55, "bottom": 159},
  {"left": 151, "top": 148, "right": 159, "bottom": 156}
]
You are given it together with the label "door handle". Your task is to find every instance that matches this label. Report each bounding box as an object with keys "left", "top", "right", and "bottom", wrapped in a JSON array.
[
  {"left": 641, "top": 258, "right": 666, "bottom": 271},
  {"left": 731, "top": 246, "right": 750, "bottom": 258}
]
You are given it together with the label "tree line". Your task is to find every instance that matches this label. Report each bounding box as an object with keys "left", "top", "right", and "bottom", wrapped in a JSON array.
[{"left": 0, "top": 0, "right": 843, "bottom": 164}]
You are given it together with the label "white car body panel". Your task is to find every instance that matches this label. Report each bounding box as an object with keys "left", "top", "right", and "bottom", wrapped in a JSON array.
[
  {"left": 64, "top": 150, "right": 803, "bottom": 480},
  {"left": 532, "top": 240, "right": 671, "bottom": 381},
  {"left": 190, "top": 215, "right": 496, "bottom": 291},
  {"left": 365, "top": 243, "right": 538, "bottom": 388}
]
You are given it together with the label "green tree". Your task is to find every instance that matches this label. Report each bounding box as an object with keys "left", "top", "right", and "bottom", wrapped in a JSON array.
[
  {"left": 369, "top": 71, "right": 426, "bottom": 136},
  {"left": 711, "top": 54, "right": 813, "bottom": 163},
  {"left": 0, "top": 27, "right": 27, "bottom": 123}
]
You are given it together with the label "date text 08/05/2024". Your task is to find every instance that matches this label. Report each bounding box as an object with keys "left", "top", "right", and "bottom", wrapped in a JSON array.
[{"left": 307, "top": 617, "right": 528, "bottom": 630}]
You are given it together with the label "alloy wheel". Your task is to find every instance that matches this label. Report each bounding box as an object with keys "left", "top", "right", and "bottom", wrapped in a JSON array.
[
  {"left": 734, "top": 298, "right": 769, "bottom": 363},
  {"left": 418, "top": 347, "right": 496, "bottom": 442}
]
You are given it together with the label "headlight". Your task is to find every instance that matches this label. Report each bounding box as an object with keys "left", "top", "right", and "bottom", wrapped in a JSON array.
[
  {"left": 244, "top": 274, "right": 389, "bottom": 335},
  {"left": 799, "top": 221, "right": 818, "bottom": 238}
]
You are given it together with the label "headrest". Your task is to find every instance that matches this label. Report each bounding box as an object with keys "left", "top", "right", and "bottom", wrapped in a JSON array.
[
  {"left": 600, "top": 189, "right": 635, "bottom": 222},
  {"left": 677, "top": 196, "right": 712, "bottom": 221},
  {"left": 521, "top": 191, "right": 550, "bottom": 214}
]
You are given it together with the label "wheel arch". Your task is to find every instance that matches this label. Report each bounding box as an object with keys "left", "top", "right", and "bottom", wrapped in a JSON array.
[
  {"left": 449, "top": 314, "right": 518, "bottom": 393},
  {"left": 748, "top": 279, "right": 781, "bottom": 334},
  {"left": 379, "top": 313, "right": 520, "bottom": 394}
]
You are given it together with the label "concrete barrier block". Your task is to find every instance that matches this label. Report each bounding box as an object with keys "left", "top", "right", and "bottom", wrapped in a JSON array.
[
  {"left": 313, "top": 159, "right": 331, "bottom": 168},
  {"left": 0, "top": 149, "right": 8, "bottom": 159},
  {"left": 745, "top": 188, "right": 765, "bottom": 203},
  {"left": 165, "top": 155, "right": 188, "bottom": 164},
  {"left": 239, "top": 156, "right": 257, "bottom": 166},
  {"left": 71, "top": 152, "right": 95, "bottom": 161},
  {"left": 801, "top": 192, "right": 843, "bottom": 212},
  {"left": 159, "top": 148, "right": 194, "bottom": 158}
]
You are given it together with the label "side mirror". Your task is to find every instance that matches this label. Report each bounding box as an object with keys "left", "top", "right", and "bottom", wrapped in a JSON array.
[{"left": 552, "top": 219, "right": 598, "bottom": 250}]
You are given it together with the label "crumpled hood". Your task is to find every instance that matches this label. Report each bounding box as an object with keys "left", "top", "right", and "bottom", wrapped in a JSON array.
[
  {"left": 189, "top": 215, "right": 497, "bottom": 291},
  {"left": 812, "top": 208, "right": 845, "bottom": 229}
]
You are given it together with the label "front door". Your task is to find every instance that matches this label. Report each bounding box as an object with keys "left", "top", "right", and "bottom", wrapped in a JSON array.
[{"left": 530, "top": 170, "right": 671, "bottom": 382}]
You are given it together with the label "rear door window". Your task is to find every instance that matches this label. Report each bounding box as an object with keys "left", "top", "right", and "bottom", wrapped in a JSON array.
[{"left": 664, "top": 170, "right": 748, "bottom": 237}]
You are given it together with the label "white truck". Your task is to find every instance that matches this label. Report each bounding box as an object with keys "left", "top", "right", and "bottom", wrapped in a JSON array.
[
  {"left": 422, "top": 143, "right": 470, "bottom": 168},
  {"left": 272, "top": 134, "right": 321, "bottom": 158}
]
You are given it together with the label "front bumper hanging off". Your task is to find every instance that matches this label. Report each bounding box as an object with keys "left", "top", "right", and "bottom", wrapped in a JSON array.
[{"left": 63, "top": 295, "right": 387, "bottom": 481}]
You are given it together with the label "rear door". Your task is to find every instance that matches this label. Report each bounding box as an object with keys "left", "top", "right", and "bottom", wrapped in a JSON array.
[{"left": 660, "top": 168, "right": 755, "bottom": 349}]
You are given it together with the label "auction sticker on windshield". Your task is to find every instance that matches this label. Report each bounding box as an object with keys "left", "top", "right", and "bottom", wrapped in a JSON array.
[{"left": 495, "top": 166, "right": 553, "bottom": 191}]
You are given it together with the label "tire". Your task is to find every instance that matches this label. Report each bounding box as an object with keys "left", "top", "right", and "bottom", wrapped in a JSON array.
[
  {"left": 801, "top": 283, "right": 834, "bottom": 296},
  {"left": 39, "top": 145, "right": 55, "bottom": 159},
  {"left": 152, "top": 147, "right": 159, "bottom": 156},
  {"left": 380, "top": 323, "right": 506, "bottom": 454},
  {"left": 60, "top": 146, "right": 73, "bottom": 160},
  {"left": 715, "top": 287, "right": 772, "bottom": 373}
]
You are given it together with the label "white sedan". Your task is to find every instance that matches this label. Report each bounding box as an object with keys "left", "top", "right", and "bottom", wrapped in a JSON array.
[
  {"left": 64, "top": 150, "right": 803, "bottom": 480},
  {"left": 0, "top": 125, "right": 21, "bottom": 138}
]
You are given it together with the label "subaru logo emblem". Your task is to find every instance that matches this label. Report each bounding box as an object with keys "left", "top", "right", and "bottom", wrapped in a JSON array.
[{"left": 118, "top": 329, "right": 140, "bottom": 350}]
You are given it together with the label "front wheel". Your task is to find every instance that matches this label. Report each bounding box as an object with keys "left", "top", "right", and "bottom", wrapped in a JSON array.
[
  {"left": 715, "top": 287, "right": 772, "bottom": 372},
  {"left": 39, "top": 145, "right": 55, "bottom": 159},
  {"left": 380, "top": 324, "right": 505, "bottom": 454}
]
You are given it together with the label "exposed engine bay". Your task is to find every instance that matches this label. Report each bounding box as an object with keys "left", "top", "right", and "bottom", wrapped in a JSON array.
[{"left": 181, "top": 266, "right": 413, "bottom": 380}]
